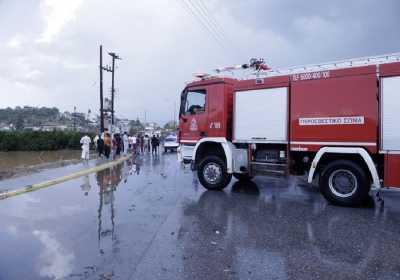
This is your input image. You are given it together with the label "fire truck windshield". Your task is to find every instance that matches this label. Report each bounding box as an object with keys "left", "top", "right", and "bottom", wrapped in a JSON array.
[
  {"left": 179, "top": 91, "right": 186, "bottom": 116},
  {"left": 183, "top": 90, "right": 206, "bottom": 115}
]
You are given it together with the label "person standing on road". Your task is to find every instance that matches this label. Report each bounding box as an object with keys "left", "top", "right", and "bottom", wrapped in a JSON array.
[
  {"left": 155, "top": 134, "right": 160, "bottom": 154},
  {"left": 144, "top": 134, "right": 150, "bottom": 153},
  {"left": 80, "top": 134, "right": 92, "bottom": 160},
  {"left": 93, "top": 134, "right": 99, "bottom": 151},
  {"left": 140, "top": 134, "right": 145, "bottom": 154},
  {"left": 136, "top": 134, "right": 141, "bottom": 154},
  {"left": 128, "top": 135, "right": 133, "bottom": 151},
  {"left": 123, "top": 132, "right": 129, "bottom": 155},
  {"left": 117, "top": 134, "right": 123, "bottom": 156},
  {"left": 103, "top": 133, "right": 111, "bottom": 159},
  {"left": 113, "top": 134, "right": 120, "bottom": 157},
  {"left": 96, "top": 134, "right": 104, "bottom": 157},
  {"left": 151, "top": 135, "right": 158, "bottom": 155},
  {"left": 133, "top": 135, "right": 138, "bottom": 154},
  {"left": 130, "top": 135, "right": 137, "bottom": 154}
]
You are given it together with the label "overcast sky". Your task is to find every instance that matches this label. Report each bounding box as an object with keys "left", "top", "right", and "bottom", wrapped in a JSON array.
[{"left": 0, "top": 0, "right": 399, "bottom": 125}]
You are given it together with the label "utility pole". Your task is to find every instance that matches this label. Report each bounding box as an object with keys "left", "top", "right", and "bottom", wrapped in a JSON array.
[
  {"left": 73, "top": 106, "right": 77, "bottom": 131},
  {"left": 99, "top": 45, "right": 105, "bottom": 133},
  {"left": 108, "top": 52, "right": 121, "bottom": 125},
  {"left": 87, "top": 109, "right": 91, "bottom": 131},
  {"left": 99, "top": 46, "right": 121, "bottom": 132}
]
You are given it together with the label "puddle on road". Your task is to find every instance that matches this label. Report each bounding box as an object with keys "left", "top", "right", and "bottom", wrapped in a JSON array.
[{"left": 0, "top": 150, "right": 92, "bottom": 180}]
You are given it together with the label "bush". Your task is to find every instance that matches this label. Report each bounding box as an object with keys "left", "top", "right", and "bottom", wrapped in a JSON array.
[{"left": 0, "top": 131, "right": 95, "bottom": 151}]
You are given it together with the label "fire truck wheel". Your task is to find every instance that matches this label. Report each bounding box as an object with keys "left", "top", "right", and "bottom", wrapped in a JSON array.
[
  {"left": 233, "top": 173, "right": 253, "bottom": 181},
  {"left": 198, "top": 156, "right": 232, "bottom": 190},
  {"left": 320, "top": 160, "right": 370, "bottom": 207}
]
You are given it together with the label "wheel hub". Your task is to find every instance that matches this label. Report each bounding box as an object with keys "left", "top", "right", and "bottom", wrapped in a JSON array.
[
  {"left": 328, "top": 169, "right": 358, "bottom": 198},
  {"left": 203, "top": 162, "right": 222, "bottom": 184}
]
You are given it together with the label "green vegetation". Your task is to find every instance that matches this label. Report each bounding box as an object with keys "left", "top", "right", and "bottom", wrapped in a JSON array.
[
  {"left": 163, "top": 120, "right": 178, "bottom": 130},
  {"left": 0, "top": 131, "right": 95, "bottom": 151}
]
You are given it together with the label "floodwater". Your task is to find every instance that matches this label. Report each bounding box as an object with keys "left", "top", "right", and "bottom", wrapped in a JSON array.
[
  {"left": 0, "top": 153, "right": 399, "bottom": 280},
  {"left": 0, "top": 150, "right": 93, "bottom": 180}
]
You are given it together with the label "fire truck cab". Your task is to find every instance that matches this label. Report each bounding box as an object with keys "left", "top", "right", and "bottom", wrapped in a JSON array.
[{"left": 179, "top": 53, "right": 400, "bottom": 207}]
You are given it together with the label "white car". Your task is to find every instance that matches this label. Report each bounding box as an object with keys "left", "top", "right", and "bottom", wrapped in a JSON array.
[{"left": 163, "top": 135, "right": 179, "bottom": 152}]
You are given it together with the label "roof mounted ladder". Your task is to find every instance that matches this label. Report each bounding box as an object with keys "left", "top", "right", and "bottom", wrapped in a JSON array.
[{"left": 259, "top": 52, "right": 400, "bottom": 78}]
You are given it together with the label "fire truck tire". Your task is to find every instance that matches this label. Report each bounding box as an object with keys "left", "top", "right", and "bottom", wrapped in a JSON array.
[
  {"left": 233, "top": 173, "right": 254, "bottom": 181},
  {"left": 198, "top": 156, "right": 232, "bottom": 190},
  {"left": 319, "top": 160, "right": 370, "bottom": 207}
]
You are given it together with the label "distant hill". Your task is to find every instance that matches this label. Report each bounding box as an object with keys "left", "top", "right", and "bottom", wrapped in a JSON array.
[
  {"left": 0, "top": 106, "right": 61, "bottom": 128},
  {"left": 0, "top": 106, "right": 92, "bottom": 131}
]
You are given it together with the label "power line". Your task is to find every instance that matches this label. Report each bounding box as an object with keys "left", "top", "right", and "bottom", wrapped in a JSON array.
[
  {"left": 194, "top": 0, "right": 226, "bottom": 41},
  {"left": 178, "top": 0, "right": 227, "bottom": 52},
  {"left": 186, "top": 0, "right": 226, "bottom": 45},
  {"left": 179, "top": 0, "right": 244, "bottom": 59},
  {"left": 195, "top": 0, "right": 244, "bottom": 57},
  {"left": 180, "top": 0, "right": 223, "bottom": 47}
]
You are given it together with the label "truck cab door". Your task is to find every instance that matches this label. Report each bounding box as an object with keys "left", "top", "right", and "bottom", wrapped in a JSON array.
[{"left": 180, "top": 88, "right": 208, "bottom": 142}]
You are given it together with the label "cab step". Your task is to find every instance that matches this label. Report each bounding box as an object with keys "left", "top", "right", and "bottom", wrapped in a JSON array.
[{"left": 250, "top": 161, "right": 287, "bottom": 176}]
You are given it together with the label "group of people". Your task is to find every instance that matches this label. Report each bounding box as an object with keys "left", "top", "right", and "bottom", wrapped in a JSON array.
[
  {"left": 84, "top": 131, "right": 162, "bottom": 160},
  {"left": 129, "top": 134, "right": 161, "bottom": 155},
  {"left": 94, "top": 131, "right": 130, "bottom": 159}
]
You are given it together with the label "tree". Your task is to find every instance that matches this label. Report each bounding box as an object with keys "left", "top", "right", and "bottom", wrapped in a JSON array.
[
  {"left": 15, "top": 116, "right": 24, "bottom": 130},
  {"left": 164, "top": 120, "right": 177, "bottom": 130}
]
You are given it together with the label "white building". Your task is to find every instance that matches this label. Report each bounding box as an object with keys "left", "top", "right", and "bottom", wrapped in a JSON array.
[{"left": 118, "top": 118, "right": 130, "bottom": 133}]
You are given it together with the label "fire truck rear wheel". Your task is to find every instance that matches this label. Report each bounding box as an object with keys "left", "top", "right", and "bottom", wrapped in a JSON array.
[
  {"left": 198, "top": 156, "right": 232, "bottom": 190},
  {"left": 233, "top": 173, "right": 254, "bottom": 181},
  {"left": 319, "top": 160, "right": 370, "bottom": 207}
]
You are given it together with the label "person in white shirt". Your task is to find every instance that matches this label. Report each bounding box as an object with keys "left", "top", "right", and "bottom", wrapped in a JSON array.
[
  {"left": 123, "top": 132, "right": 129, "bottom": 155},
  {"left": 80, "top": 135, "right": 92, "bottom": 160},
  {"left": 129, "top": 135, "right": 137, "bottom": 154},
  {"left": 93, "top": 134, "right": 99, "bottom": 150}
]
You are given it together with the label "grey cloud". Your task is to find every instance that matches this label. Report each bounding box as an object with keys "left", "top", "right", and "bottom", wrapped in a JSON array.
[
  {"left": 225, "top": 0, "right": 400, "bottom": 65},
  {"left": 0, "top": 0, "right": 399, "bottom": 124}
]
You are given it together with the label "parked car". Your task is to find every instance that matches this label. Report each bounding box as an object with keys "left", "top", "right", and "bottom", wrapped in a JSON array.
[{"left": 163, "top": 135, "right": 179, "bottom": 152}]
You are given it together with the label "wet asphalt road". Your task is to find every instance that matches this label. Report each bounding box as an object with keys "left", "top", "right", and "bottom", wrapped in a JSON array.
[{"left": 0, "top": 153, "right": 399, "bottom": 280}]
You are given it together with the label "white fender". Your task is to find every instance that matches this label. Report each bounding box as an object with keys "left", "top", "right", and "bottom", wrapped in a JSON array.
[
  {"left": 308, "top": 147, "right": 380, "bottom": 189},
  {"left": 192, "top": 137, "right": 234, "bottom": 173}
]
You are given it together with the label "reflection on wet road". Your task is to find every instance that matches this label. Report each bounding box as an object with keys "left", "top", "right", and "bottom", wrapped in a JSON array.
[{"left": 0, "top": 153, "right": 399, "bottom": 280}]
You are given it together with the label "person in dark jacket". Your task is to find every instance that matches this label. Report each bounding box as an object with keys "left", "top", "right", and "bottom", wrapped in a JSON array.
[
  {"left": 156, "top": 135, "right": 160, "bottom": 153},
  {"left": 115, "top": 133, "right": 123, "bottom": 156},
  {"left": 96, "top": 134, "right": 104, "bottom": 157},
  {"left": 151, "top": 135, "right": 158, "bottom": 155}
]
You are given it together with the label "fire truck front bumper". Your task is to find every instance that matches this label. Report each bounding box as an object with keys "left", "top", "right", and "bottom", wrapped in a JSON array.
[{"left": 178, "top": 144, "right": 195, "bottom": 165}]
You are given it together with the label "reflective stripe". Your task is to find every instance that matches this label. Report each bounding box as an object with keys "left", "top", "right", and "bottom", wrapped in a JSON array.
[
  {"left": 180, "top": 140, "right": 198, "bottom": 143},
  {"left": 379, "top": 150, "right": 400, "bottom": 154},
  {"left": 291, "top": 141, "right": 376, "bottom": 146}
]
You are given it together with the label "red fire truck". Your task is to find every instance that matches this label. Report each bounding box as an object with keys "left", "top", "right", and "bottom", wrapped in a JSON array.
[{"left": 178, "top": 53, "right": 400, "bottom": 206}]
